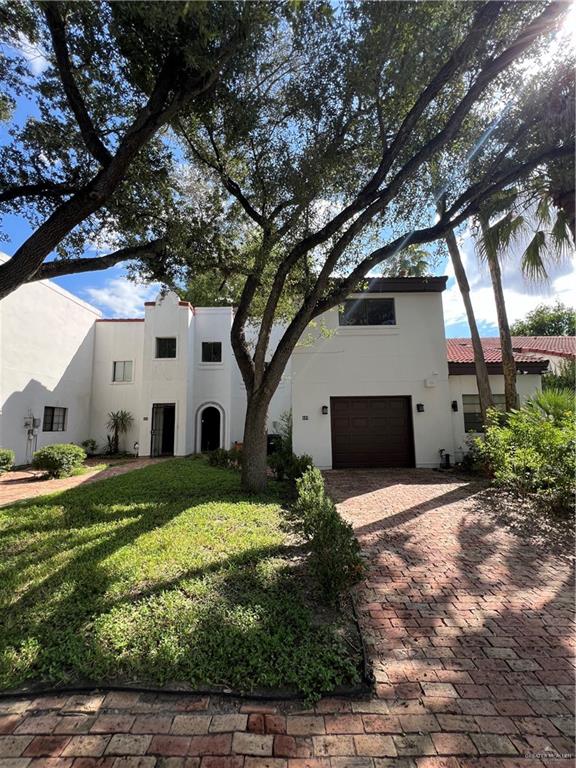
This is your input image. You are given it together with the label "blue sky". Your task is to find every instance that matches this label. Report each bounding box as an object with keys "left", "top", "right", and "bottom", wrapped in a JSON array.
[{"left": 2, "top": 36, "right": 574, "bottom": 337}]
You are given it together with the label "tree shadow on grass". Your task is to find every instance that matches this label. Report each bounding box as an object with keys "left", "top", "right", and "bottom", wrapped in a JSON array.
[{"left": 0, "top": 459, "right": 360, "bottom": 698}]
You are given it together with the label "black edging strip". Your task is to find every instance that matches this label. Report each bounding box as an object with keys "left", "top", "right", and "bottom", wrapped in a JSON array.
[{"left": 0, "top": 596, "right": 374, "bottom": 703}]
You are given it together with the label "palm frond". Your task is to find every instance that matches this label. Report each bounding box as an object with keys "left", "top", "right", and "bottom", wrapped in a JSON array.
[
  {"left": 550, "top": 209, "right": 573, "bottom": 257},
  {"left": 535, "top": 194, "right": 552, "bottom": 228},
  {"left": 520, "top": 231, "right": 548, "bottom": 282}
]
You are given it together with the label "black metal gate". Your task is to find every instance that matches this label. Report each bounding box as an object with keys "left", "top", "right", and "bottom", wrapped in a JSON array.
[{"left": 150, "top": 403, "right": 175, "bottom": 457}]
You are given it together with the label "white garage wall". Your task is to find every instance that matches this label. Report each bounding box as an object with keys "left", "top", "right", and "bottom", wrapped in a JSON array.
[{"left": 292, "top": 292, "right": 454, "bottom": 469}]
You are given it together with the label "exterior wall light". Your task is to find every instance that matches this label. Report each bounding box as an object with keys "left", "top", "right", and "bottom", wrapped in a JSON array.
[
  {"left": 451, "top": 400, "right": 458, "bottom": 412},
  {"left": 416, "top": 403, "right": 425, "bottom": 412},
  {"left": 321, "top": 405, "right": 329, "bottom": 415}
]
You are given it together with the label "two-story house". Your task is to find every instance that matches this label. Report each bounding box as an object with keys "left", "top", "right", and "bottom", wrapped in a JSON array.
[{"left": 0, "top": 270, "right": 551, "bottom": 468}]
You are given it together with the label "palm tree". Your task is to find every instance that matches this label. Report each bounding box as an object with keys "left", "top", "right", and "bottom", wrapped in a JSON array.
[
  {"left": 478, "top": 184, "right": 574, "bottom": 412},
  {"left": 106, "top": 410, "right": 134, "bottom": 454},
  {"left": 443, "top": 225, "right": 494, "bottom": 423}
]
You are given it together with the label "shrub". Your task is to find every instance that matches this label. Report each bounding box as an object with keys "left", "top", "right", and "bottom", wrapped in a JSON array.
[
  {"left": 287, "top": 467, "right": 364, "bottom": 603},
  {"left": 207, "top": 447, "right": 243, "bottom": 470},
  {"left": 525, "top": 388, "right": 575, "bottom": 423},
  {"left": 0, "top": 448, "right": 15, "bottom": 474},
  {"left": 207, "top": 448, "right": 231, "bottom": 468},
  {"left": 81, "top": 439, "right": 98, "bottom": 455},
  {"left": 32, "top": 444, "right": 86, "bottom": 479},
  {"left": 227, "top": 446, "right": 243, "bottom": 469},
  {"left": 268, "top": 451, "right": 313, "bottom": 481},
  {"left": 476, "top": 405, "right": 575, "bottom": 516}
]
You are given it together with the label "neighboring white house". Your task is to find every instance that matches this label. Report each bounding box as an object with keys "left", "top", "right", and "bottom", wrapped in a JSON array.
[{"left": 0, "top": 272, "right": 557, "bottom": 468}]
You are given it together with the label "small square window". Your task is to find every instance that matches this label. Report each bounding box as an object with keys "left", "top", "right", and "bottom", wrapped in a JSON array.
[
  {"left": 112, "top": 360, "right": 133, "bottom": 382},
  {"left": 43, "top": 406, "right": 67, "bottom": 432},
  {"left": 156, "top": 337, "right": 177, "bottom": 359},
  {"left": 202, "top": 341, "right": 222, "bottom": 363}
]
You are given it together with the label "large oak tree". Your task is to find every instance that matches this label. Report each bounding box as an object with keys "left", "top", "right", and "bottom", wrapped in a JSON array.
[
  {"left": 171, "top": 1, "right": 574, "bottom": 490},
  {"left": 0, "top": 0, "right": 268, "bottom": 296}
]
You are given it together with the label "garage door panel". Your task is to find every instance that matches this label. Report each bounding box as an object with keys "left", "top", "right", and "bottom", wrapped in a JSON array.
[{"left": 330, "top": 396, "right": 414, "bottom": 468}]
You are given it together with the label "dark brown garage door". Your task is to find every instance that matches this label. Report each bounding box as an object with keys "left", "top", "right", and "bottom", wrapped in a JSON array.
[{"left": 330, "top": 396, "right": 414, "bottom": 469}]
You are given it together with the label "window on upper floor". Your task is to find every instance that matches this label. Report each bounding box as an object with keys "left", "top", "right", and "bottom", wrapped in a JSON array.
[
  {"left": 43, "top": 406, "right": 67, "bottom": 432},
  {"left": 463, "top": 394, "right": 506, "bottom": 432},
  {"left": 112, "top": 360, "right": 133, "bottom": 382},
  {"left": 155, "top": 337, "right": 177, "bottom": 358},
  {"left": 202, "top": 341, "right": 222, "bottom": 363},
  {"left": 339, "top": 298, "right": 396, "bottom": 326}
]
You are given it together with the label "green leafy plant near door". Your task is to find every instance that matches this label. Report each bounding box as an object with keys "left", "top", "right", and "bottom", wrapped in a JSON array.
[{"left": 106, "top": 410, "right": 134, "bottom": 454}]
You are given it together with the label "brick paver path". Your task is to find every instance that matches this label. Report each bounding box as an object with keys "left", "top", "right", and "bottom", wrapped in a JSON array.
[
  {"left": 0, "top": 458, "right": 166, "bottom": 506},
  {"left": 1, "top": 469, "right": 574, "bottom": 767}
]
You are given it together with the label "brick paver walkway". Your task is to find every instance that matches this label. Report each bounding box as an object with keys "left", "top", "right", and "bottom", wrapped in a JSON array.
[
  {"left": 0, "top": 458, "right": 165, "bottom": 506},
  {"left": 1, "top": 469, "right": 573, "bottom": 767}
]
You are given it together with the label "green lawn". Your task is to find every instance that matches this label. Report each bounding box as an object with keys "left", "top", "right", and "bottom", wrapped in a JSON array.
[{"left": 0, "top": 459, "right": 360, "bottom": 699}]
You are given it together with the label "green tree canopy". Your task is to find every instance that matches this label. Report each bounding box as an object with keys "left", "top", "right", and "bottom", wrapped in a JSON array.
[
  {"left": 0, "top": 0, "right": 271, "bottom": 296},
  {"left": 511, "top": 302, "right": 576, "bottom": 336}
]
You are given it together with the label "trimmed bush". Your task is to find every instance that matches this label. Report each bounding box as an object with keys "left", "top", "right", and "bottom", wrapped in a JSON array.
[
  {"left": 287, "top": 467, "right": 364, "bottom": 603},
  {"left": 207, "top": 447, "right": 243, "bottom": 470},
  {"left": 0, "top": 448, "right": 15, "bottom": 474},
  {"left": 268, "top": 451, "right": 313, "bottom": 481},
  {"left": 476, "top": 404, "right": 575, "bottom": 517},
  {"left": 81, "top": 439, "right": 98, "bottom": 455},
  {"left": 32, "top": 444, "right": 86, "bottom": 479}
]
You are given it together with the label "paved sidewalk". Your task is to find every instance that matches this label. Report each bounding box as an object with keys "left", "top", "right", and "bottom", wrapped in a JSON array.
[
  {"left": 0, "top": 458, "right": 165, "bottom": 506},
  {"left": 0, "top": 469, "right": 573, "bottom": 767}
]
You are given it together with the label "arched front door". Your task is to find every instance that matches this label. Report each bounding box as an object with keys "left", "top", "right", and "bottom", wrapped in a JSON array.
[{"left": 200, "top": 406, "right": 221, "bottom": 452}]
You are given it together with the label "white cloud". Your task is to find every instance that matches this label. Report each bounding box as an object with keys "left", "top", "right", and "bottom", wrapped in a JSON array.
[
  {"left": 84, "top": 277, "right": 160, "bottom": 318},
  {"left": 442, "top": 229, "right": 576, "bottom": 332},
  {"left": 15, "top": 32, "right": 49, "bottom": 76}
]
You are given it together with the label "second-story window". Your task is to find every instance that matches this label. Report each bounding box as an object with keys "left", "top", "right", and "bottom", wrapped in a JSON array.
[
  {"left": 202, "top": 341, "right": 222, "bottom": 363},
  {"left": 339, "top": 298, "right": 396, "bottom": 326},
  {"left": 156, "top": 337, "right": 177, "bottom": 358},
  {"left": 112, "top": 360, "right": 133, "bottom": 382}
]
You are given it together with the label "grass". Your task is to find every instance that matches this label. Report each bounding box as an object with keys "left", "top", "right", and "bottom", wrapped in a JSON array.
[{"left": 0, "top": 459, "right": 361, "bottom": 699}]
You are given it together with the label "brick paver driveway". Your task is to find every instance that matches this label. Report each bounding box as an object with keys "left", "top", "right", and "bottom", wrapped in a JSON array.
[{"left": 0, "top": 469, "right": 573, "bottom": 767}]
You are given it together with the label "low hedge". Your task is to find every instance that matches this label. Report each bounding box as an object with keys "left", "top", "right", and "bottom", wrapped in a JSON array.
[
  {"left": 286, "top": 467, "right": 364, "bottom": 603},
  {"left": 32, "top": 443, "right": 86, "bottom": 479}
]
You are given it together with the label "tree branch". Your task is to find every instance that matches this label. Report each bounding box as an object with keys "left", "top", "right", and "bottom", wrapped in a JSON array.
[
  {"left": 0, "top": 180, "right": 78, "bottom": 204},
  {"left": 26, "top": 239, "right": 166, "bottom": 282},
  {"left": 43, "top": 2, "right": 113, "bottom": 167}
]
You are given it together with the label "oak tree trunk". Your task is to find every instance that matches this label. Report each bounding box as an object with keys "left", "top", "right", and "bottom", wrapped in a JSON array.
[
  {"left": 241, "top": 394, "right": 270, "bottom": 493},
  {"left": 444, "top": 227, "right": 494, "bottom": 424}
]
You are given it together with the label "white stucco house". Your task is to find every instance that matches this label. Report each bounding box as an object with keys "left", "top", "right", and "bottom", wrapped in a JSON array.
[{"left": 1, "top": 270, "right": 559, "bottom": 469}]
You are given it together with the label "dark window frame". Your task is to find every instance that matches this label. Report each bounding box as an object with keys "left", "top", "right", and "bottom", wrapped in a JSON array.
[
  {"left": 155, "top": 337, "right": 177, "bottom": 359},
  {"left": 339, "top": 298, "right": 396, "bottom": 326},
  {"left": 43, "top": 406, "right": 67, "bottom": 432},
  {"left": 112, "top": 360, "right": 133, "bottom": 382},
  {"left": 201, "top": 341, "right": 222, "bottom": 363},
  {"left": 463, "top": 394, "right": 507, "bottom": 433}
]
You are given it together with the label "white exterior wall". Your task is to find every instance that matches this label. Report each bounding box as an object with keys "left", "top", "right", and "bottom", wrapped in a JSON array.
[
  {"left": 292, "top": 292, "right": 453, "bottom": 469},
  {"left": 139, "top": 292, "right": 194, "bottom": 456},
  {"left": 449, "top": 372, "right": 542, "bottom": 462},
  {"left": 0, "top": 276, "right": 100, "bottom": 465},
  {"left": 192, "top": 308, "right": 233, "bottom": 450},
  {"left": 89, "top": 321, "right": 144, "bottom": 454}
]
